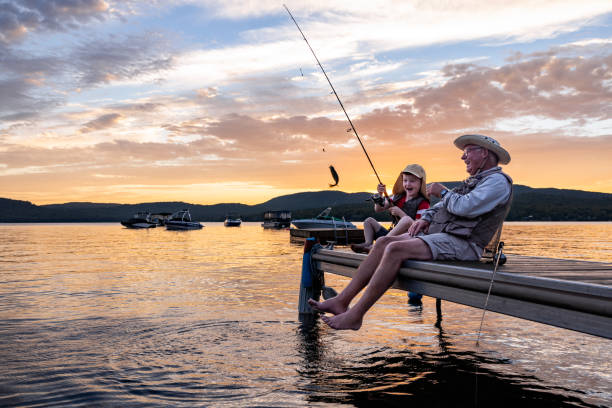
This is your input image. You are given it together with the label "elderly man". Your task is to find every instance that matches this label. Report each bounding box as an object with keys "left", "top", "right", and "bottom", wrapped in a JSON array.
[{"left": 309, "top": 134, "right": 512, "bottom": 330}]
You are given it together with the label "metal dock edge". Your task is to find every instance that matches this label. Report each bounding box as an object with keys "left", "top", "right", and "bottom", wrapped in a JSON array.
[{"left": 312, "top": 249, "right": 612, "bottom": 339}]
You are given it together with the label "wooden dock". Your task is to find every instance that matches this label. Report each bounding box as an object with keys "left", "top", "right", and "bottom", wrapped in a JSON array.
[
  {"left": 311, "top": 249, "right": 612, "bottom": 339},
  {"left": 290, "top": 228, "right": 365, "bottom": 245}
]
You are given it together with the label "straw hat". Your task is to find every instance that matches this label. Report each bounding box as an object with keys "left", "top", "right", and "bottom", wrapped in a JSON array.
[
  {"left": 392, "top": 164, "right": 428, "bottom": 200},
  {"left": 454, "top": 134, "right": 511, "bottom": 165}
]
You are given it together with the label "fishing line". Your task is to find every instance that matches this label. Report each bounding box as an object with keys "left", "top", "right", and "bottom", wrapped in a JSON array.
[
  {"left": 476, "top": 241, "right": 505, "bottom": 346},
  {"left": 284, "top": 5, "right": 390, "bottom": 199},
  {"left": 473, "top": 241, "right": 505, "bottom": 407}
]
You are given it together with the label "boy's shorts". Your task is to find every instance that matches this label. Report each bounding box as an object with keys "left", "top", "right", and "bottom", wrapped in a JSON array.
[{"left": 374, "top": 225, "right": 390, "bottom": 239}]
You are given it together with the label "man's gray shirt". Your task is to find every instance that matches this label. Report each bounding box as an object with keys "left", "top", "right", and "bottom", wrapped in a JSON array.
[{"left": 421, "top": 167, "right": 512, "bottom": 223}]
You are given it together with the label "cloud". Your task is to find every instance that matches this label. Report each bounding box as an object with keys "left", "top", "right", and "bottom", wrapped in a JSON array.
[
  {"left": 0, "top": 139, "right": 191, "bottom": 169},
  {"left": 0, "top": 31, "right": 175, "bottom": 121},
  {"left": 4, "top": 44, "right": 610, "bottom": 167},
  {"left": 203, "top": 0, "right": 612, "bottom": 47},
  {"left": 0, "top": 0, "right": 111, "bottom": 44},
  {"left": 0, "top": 42, "right": 66, "bottom": 119},
  {"left": 348, "top": 50, "right": 612, "bottom": 138},
  {"left": 147, "top": 1, "right": 612, "bottom": 116},
  {"left": 0, "top": 77, "right": 33, "bottom": 111},
  {"left": 106, "top": 101, "right": 165, "bottom": 113},
  {"left": 71, "top": 33, "right": 174, "bottom": 87},
  {"left": 80, "top": 112, "right": 122, "bottom": 133},
  {"left": 0, "top": 76, "right": 62, "bottom": 120}
]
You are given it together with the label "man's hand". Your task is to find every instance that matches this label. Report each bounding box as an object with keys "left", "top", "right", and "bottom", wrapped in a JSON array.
[
  {"left": 427, "top": 182, "right": 448, "bottom": 198},
  {"left": 408, "top": 219, "right": 429, "bottom": 236}
]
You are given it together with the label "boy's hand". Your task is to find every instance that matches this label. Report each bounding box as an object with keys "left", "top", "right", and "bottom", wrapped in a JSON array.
[{"left": 388, "top": 206, "right": 406, "bottom": 218}]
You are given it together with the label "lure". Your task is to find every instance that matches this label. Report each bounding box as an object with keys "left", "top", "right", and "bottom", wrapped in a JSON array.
[{"left": 328, "top": 165, "right": 339, "bottom": 187}]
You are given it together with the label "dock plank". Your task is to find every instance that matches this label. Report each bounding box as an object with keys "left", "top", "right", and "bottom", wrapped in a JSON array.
[
  {"left": 289, "top": 228, "right": 365, "bottom": 245},
  {"left": 499, "top": 255, "right": 612, "bottom": 285}
]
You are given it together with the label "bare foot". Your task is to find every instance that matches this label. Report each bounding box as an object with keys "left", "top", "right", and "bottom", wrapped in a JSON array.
[
  {"left": 307, "top": 296, "right": 348, "bottom": 315},
  {"left": 321, "top": 310, "right": 363, "bottom": 330}
]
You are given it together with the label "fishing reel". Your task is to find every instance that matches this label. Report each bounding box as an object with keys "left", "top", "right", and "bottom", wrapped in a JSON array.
[
  {"left": 368, "top": 193, "right": 385, "bottom": 206},
  {"left": 494, "top": 252, "right": 507, "bottom": 266}
]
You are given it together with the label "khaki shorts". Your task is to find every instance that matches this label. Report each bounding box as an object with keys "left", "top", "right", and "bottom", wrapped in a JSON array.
[{"left": 416, "top": 232, "right": 482, "bottom": 261}]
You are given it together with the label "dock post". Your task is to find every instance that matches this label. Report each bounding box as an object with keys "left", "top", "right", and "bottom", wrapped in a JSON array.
[
  {"left": 408, "top": 292, "right": 423, "bottom": 304},
  {"left": 298, "top": 238, "right": 321, "bottom": 314}
]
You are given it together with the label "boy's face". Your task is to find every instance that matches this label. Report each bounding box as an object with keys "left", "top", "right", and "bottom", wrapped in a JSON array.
[{"left": 402, "top": 173, "right": 421, "bottom": 198}]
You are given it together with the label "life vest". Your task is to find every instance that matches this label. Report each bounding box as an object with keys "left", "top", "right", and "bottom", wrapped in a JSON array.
[
  {"left": 392, "top": 194, "right": 427, "bottom": 220},
  {"left": 427, "top": 168, "right": 513, "bottom": 248}
]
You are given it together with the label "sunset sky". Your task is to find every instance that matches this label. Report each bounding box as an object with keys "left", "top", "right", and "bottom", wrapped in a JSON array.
[{"left": 1, "top": 0, "right": 611, "bottom": 205}]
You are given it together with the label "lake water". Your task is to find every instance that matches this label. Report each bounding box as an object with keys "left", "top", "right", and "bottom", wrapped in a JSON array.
[{"left": 0, "top": 222, "right": 610, "bottom": 407}]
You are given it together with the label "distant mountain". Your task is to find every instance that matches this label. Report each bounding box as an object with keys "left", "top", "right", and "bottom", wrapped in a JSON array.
[
  {"left": 0, "top": 186, "right": 610, "bottom": 222},
  {"left": 0, "top": 191, "right": 372, "bottom": 223},
  {"left": 255, "top": 191, "right": 371, "bottom": 210},
  {"left": 507, "top": 185, "right": 612, "bottom": 221}
]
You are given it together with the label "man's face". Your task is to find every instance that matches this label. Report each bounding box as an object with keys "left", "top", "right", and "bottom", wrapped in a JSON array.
[{"left": 461, "top": 144, "right": 487, "bottom": 175}]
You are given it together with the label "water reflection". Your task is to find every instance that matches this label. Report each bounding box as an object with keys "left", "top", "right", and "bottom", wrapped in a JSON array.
[
  {"left": 296, "top": 314, "right": 328, "bottom": 386},
  {"left": 297, "top": 310, "right": 600, "bottom": 408}
]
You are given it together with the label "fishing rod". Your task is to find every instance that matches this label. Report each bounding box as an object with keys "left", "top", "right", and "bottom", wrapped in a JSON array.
[{"left": 284, "top": 5, "right": 395, "bottom": 205}]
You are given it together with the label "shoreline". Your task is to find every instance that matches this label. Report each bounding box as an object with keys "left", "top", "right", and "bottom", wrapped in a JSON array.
[{"left": 2, "top": 220, "right": 612, "bottom": 224}]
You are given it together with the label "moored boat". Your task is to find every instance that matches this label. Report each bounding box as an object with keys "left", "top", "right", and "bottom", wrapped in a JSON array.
[
  {"left": 291, "top": 207, "right": 355, "bottom": 229},
  {"left": 261, "top": 210, "right": 291, "bottom": 229},
  {"left": 165, "top": 209, "right": 203, "bottom": 230},
  {"left": 120, "top": 212, "right": 157, "bottom": 229},
  {"left": 224, "top": 213, "right": 242, "bottom": 227},
  {"left": 150, "top": 212, "right": 172, "bottom": 226}
]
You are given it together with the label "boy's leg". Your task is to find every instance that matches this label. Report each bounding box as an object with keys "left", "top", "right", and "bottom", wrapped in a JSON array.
[
  {"left": 363, "top": 217, "right": 381, "bottom": 244},
  {"left": 352, "top": 218, "right": 387, "bottom": 253},
  {"left": 387, "top": 216, "right": 414, "bottom": 237}
]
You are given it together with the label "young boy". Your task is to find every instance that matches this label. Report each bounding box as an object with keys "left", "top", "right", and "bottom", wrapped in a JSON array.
[{"left": 351, "top": 164, "right": 430, "bottom": 254}]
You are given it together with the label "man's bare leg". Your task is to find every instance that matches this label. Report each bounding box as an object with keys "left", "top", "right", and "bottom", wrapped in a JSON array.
[
  {"left": 308, "top": 235, "right": 397, "bottom": 314},
  {"left": 321, "top": 238, "right": 432, "bottom": 330}
]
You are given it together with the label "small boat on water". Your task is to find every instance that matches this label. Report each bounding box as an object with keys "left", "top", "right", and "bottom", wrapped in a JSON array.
[
  {"left": 224, "top": 213, "right": 242, "bottom": 227},
  {"left": 121, "top": 212, "right": 157, "bottom": 229},
  {"left": 165, "top": 209, "right": 203, "bottom": 230},
  {"left": 150, "top": 212, "right": 172, "bottom": 226},
  {"left": 291, "top": 207, "right": 356, "bottom": 229},
  {"left": 262, "top": 210, "right": 291, "bottom": 229}
]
